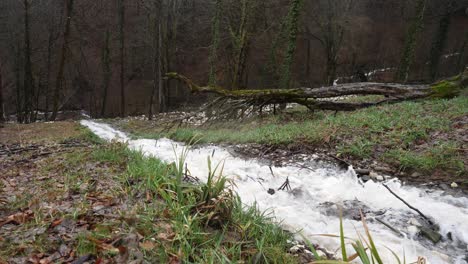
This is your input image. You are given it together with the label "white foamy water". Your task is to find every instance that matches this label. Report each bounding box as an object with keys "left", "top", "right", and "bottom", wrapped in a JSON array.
[{"left": 81, "top": 120, "right": 468, "bottom": 263}]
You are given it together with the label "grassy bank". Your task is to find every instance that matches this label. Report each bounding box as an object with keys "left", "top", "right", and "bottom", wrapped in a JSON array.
[
  {"left": 115, "top": 97, "right": 468, "bottom": 183},
  {"left": 0, "top": 122, "right": 296, "bottom": 263}
]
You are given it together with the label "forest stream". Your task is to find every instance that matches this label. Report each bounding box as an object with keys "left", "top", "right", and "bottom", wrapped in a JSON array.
[{"left": 81, "top": 120, "right": 468, "bottom": 264}]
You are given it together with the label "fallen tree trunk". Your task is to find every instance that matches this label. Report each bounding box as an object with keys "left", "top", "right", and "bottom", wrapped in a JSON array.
[{"left": 165, "top": 70, "right": 467, "bottom": 113}]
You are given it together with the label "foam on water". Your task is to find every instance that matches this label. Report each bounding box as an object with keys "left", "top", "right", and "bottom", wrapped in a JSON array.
[{"left": 81, "top": 120, "right": 468, "bottom": 263}]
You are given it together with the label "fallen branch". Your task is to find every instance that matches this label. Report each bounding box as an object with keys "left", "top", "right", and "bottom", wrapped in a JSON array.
[
  {"left": 382, "top": 183, "right": 434, "bottom": 226},
  {"left": 165, "top": 70, "right": 467, "bottom": 116},
  {"left": 278, "top": 177, "right": 292, "bottom": 191},
  {"left": 375, "top": 218, "right": 404, "bottom": 237}
]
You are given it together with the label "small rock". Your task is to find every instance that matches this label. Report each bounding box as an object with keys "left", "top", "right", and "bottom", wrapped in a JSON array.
[
  {"left": 369, "top": 171, "right": 379, "bottom": 179},
  {"left": 355, "top": 169, "right": 370, "bottom": 176},
  {"left": 439, "top": 184, "right": 449, "bottom": 191},
  {"left": 290, "top": 188, "right": 302, "bottom": 197},
  {"left": 410, "top": 172, "right": 422, "bottom": 178},
  {"left": 451, "top": 182, "right": 459, "bottom": 188},
  {"left": 373, "top": 166, "right": 393, "bottom": 173},
  {"left": 267, "top": 189, "right": 275, "bottom": 195},
  {"left": 317, "top": 250, "right": 327, "bottom": 259},
  {"left": 289, "top": 244, "right": 305, "bottom": 254},
  {"left": 361, "top": 176, "right": 371, "bottom": 182},
  {"left": 447, "top": 232, "right": 452, "bottom": 241},
  {"left": 419, "top": 227, "right": 442, "bottom": 244},
  {"left": 369, "top": 171, "right": 384, "bottom": 181}
]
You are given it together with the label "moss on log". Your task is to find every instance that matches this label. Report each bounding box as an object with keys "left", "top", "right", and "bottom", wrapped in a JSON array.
[
  {"left": 430, "top": 69, "right": 468, "bottom": 98},
  {"left": 166, "top": 69, "right": 467, "bottom": 113}
]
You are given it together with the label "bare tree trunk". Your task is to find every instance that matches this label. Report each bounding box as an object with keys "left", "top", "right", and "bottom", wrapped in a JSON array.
[
  {"left": 208, "top": 0, "right": 221, "bottom": 86},
  {"left": 429, "top": 0, "right": 453, "bottom": 81},
  {"left": 0, "top": 62, "right": 4, "bottom": 123},
  {"left": 148, "top": 6, "right": 159, "bottom": 120},
  {"left": 118, "top": 0, "right": 126, "bottom": 117},
  {"left": 50, "top": 0, "right": 74, "bottom": 121},
  {"left": 23, "top": 0, "right": 34, "bottom": 123},
  {"left": 457, "top": 33, "right": 467, "bottom": 74},
  {"left": 101, "top": 30, "right": 111, "bottom": 117},
  {"left": 44, "top": 31, "right": 53, "bottom": 121},
  {"left": 157, "top": 11, "right": 165, "bottom": 113},
  {"left": 14, "top": 40, "right": 23, "bottom": 123},
  {"left": 396, "top": 0, "right": 427, "bottom": 82}
]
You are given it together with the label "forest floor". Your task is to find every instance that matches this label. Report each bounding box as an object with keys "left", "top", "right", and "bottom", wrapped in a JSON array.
[
  {"left": 110, "top": 96, "right": 468, "bottom": 189},
  {"left": 0, "top": 122, "right": 307, "bottom": 263}
]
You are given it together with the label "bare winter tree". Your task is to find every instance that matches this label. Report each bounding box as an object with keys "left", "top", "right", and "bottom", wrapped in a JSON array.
[
  {"left": 429, "top": 0, "right": 455, "bottom": 81},
  {"left": 396, "top": 0, "right": 427, "bottom": 82},
  {"left": 100, "top": 30, "right": 111, "bottom": 117},
  {"left": 22, "top": 0, "right": 34, "bottom": 123},
  {"left": 305, "top": 0, "right": 355, "bottom": 86},
  {"left": 0, "top": 61, "right": 4, "bottom": 123},
  {"left": 50, "top": 0, "right": 74, "bottom": 121},
  {"left": 118, "top": 0, "right": 126, "bottom": 117}
]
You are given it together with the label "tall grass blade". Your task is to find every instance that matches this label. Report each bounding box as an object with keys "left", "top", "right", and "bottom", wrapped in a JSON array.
[{"left": 339, "top": 209, "right": 348, "bottom": 261}]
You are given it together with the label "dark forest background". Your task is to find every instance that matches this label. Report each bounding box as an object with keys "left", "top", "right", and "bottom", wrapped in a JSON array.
[{"left": 0, "top": 0, "right": 467, "bottom": 121}]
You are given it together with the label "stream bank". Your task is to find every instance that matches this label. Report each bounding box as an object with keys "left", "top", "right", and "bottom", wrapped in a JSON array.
[{"left": 82, "top": 120, "right": 468, "bottom": 264}]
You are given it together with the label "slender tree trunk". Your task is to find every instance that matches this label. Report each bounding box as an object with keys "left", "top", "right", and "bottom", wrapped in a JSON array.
[
  {"left": 14, "top": 41, "right": 23, "bottom": 123},
  {"left": 280, "top": 0, "right": 303, "bottom": 89},
  {"left": 158, "top": 14, "right": 165, "bottom": 113},
  {"left": 118, "top": 0, "right": 126, "bottom": 117},
  {"left": 429, "top": 0, "right": 453, "bottom": 81},
  {"left": 0, "top": 62, "right": 4, "bottom": 123},
  {"left": 23, "top": 0, "right": 34, "bottom": 123},
  {"left": 44, "top": 32, "right": 53, "bottom": 121},
  {"left": 457, "top": 33, "right": 467, "bottom": 74},
  {"left": 208, "top": 0, "right": 221, "bottom": 86},
  {"left": 51, "top": 0, "right": 74, "bottom": 121},
  {"left": 396, "top": 0, "right": 427, "bottom": 83},
  {"left": 101, "top": 30, "right": 111, "bottom": 117},
  {"left": 326, "top": 53, "right": 338, "bottom": 86},
  {"left": 305, "top": 39, "right": 311, "bottom": 79},
  {"left": 148, "top": 15, "right": 157, "bottom": 120}
]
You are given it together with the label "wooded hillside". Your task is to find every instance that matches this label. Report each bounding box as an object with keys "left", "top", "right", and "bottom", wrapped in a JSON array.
[{"left": 0, "top": 0, "right": 467, "bottom": 121}]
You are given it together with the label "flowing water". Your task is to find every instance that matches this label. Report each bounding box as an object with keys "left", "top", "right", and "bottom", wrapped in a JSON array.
[{"left": 81, "top": 120, "right": 468, "bottom": 263}]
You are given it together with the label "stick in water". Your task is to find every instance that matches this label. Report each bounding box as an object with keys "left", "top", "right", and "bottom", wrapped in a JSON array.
[{"left": 382, "top": 183, "right": 434, "bottom": 226}]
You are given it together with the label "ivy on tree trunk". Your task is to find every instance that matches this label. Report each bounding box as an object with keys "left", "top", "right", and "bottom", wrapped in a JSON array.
[
  {"left": 279, "top": 0, "right": 303, "bottom": 89},
  {"left": 396, "top": 0, "right": 427, "bottom": 83}
]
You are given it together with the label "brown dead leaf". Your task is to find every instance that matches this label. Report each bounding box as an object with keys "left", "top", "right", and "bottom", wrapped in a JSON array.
[
  {"left": 146, "top": 191, "right": 152, "bottom": 202},
  {"left": 49, "top": 218, "right": 64, "bottom": 228},
  {"left": 87, "top": 236, "right": 121, "bottom": 255},
  {"left": 156, "top": 232, "right": 175, "bottom": 241},
  {"left": 169, "top": 256, "right": 181, "bottom": 264},
  {"left": 0, "top": 210, "right": 33, "bottom": 227},
  {"left": 139, "top": 241, "right": 156, "bottom": 251}
]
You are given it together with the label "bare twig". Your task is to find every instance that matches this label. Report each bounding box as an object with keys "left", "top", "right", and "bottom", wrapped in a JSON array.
[
  {"left": 375, "top": 218, "right": 404, "bottom": 237},
  {"left": 278, "top": 177, "right": 292, "bottom": 191}
]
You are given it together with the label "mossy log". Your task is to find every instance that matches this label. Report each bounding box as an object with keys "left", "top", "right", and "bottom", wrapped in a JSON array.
[{"left": 166, "top": 69, "right": 467, "bottom": 112}]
